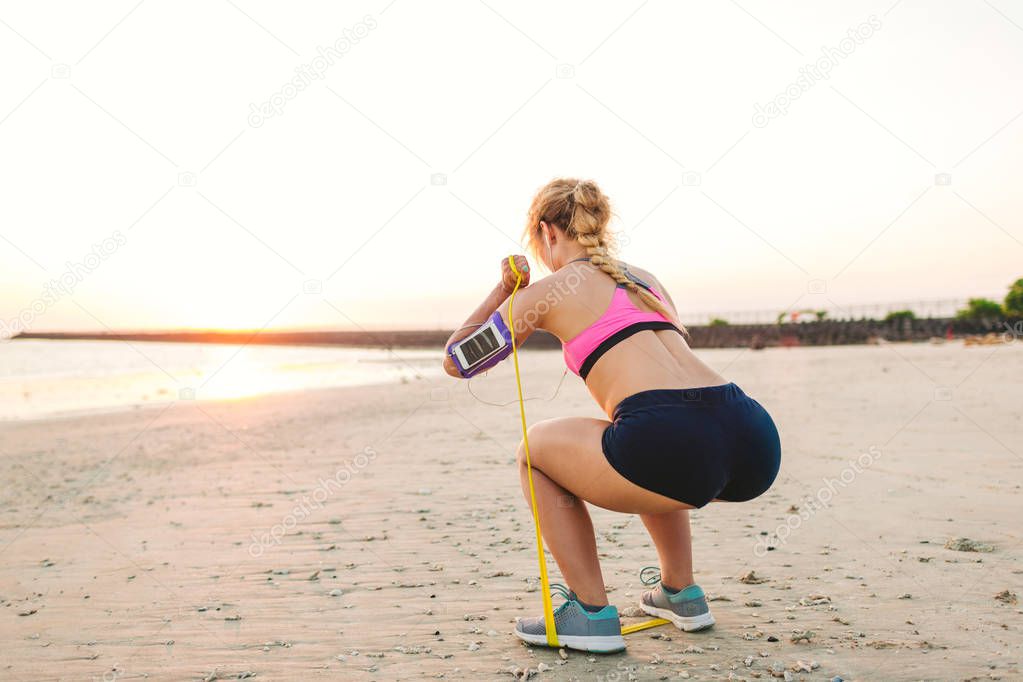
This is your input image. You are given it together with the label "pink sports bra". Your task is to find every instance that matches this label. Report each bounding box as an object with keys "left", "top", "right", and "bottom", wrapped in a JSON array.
[{"left": 562, "top": 266, "right": 682, "bottom": 379}]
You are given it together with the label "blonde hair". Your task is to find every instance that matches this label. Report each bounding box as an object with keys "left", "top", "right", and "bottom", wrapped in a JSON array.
[{"left": 524, "top": 177, "right": 677, "bottom": 323}]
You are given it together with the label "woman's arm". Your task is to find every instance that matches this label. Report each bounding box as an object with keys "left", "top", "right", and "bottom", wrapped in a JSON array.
[{"left": 443, "top": 256, "right": 531, "bottom": 377}]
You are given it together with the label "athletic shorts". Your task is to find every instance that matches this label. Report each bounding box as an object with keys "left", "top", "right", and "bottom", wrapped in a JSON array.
[{"left": 600, "top": 383, "right": 781, "bottom": 508}]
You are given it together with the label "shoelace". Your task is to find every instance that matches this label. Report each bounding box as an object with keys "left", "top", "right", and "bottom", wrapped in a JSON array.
[
  {"left": 549, "top": 583, "right": 572, "bottom": 601},
  {"left": 545, "top": 583, "right": 574, "bottom": 617},
  {"left": 639, "top": 566, "right": 661, "bottom": 587},
  {"left": 548, "top": 580, "right": 572, "bottom": 613}
]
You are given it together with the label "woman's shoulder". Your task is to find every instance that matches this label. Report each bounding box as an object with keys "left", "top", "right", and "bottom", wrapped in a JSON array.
[
  {"left": 617, "top": 261, "right": 661, "bottom": 289},
  {"left": 617, "top": 261, "right": 677, "bottom": 311},
  {"left": 524, "top": 264, "right": 594, "bottom": 300}
]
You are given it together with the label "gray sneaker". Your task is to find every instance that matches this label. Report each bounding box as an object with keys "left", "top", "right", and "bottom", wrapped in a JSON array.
[
  {"left": 514, "top": 586, "right": 626, "bottom": 653},
  {"left": 639, "top": 573, "right": 715, "bottom": 631}
]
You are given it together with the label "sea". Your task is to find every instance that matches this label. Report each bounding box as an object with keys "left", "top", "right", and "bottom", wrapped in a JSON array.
[{"left": 0, "top": 339, "right": 442, "bottom": 421}]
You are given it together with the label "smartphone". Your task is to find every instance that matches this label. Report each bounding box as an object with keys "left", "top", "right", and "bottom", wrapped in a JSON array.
[{"left": 452, "top": 319, "right": 509, "bottom": 374}]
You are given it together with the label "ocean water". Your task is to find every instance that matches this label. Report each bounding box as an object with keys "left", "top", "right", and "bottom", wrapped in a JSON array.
[{"left": 0, "top": 340, "right": 442, "bottom": 421}]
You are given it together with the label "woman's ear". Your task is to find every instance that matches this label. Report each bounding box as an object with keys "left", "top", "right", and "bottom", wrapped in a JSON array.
[{"left": 540, "top": 221, "right": 555, "bottom": 245}]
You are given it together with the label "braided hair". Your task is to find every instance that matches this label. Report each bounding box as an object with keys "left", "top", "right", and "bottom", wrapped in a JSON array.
[{"left": 524, "top": 177, "right": 675, "bottom": 321}]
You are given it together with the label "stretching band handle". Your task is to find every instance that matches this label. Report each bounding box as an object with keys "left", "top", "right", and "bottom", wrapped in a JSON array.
[{"left": 506, "top": 255, "right": 559, "bottom": 648}]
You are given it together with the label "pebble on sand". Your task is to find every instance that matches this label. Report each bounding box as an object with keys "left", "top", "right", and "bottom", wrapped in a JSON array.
[
  {"left": 797, "top": 594, "right": 830, "bottom": 606},
  {"left": 790, "top": 630, "right": 814, "bottom": 644},
  {"left": 507, "top": 666, "right": 536, "bottom": 679},
  {"left": 994, "top": 589, "right": 1018, "bottom": 605},
  {"left": 944, "top": 537, "right": 994, "bottom": 552},
  {"left": 739, "top": 570, "right": 768, "bottom": 584}
]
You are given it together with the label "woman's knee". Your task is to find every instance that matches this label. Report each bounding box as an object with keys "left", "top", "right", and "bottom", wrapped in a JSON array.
[
  {"left": 515, "top": 439, "right": 529, "bottom": 469},
  {"left": 516, "top": 419, "right": 559, "bottom": 470}
]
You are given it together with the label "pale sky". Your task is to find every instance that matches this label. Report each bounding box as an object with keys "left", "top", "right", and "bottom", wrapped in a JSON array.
[{"left": 1, "top": 0, "right": 1021, "bottom": 333}]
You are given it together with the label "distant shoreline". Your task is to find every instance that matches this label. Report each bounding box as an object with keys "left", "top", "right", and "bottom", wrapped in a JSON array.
[
  {"left": 11, "top": 329, "right": 488, "bottom": 349},
  {"left": 11, "top": 329, "right": 566, "bottom": 350},
  {"left": 11, "top": 315, "right": 1016, "bottom": 349}
]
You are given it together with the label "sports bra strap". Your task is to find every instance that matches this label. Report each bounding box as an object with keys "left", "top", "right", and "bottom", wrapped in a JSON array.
[
  {"left": 621, "top": 266, "right": 656, "bottom": 294},
  {"left": 567, "top": 257, "right": 658, "bottom": 294}
]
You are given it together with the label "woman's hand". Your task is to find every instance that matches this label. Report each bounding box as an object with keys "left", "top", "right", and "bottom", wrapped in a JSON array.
[{"left": 500, "top": 255, "right": 530, "bottom": 294}]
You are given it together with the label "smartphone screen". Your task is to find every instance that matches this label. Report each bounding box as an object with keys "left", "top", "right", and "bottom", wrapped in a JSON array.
[{"left": 457, "top": 323, "right": 504, "bottom": 368}]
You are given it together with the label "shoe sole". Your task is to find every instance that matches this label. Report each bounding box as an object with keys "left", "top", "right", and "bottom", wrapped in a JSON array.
[
  {"left": 513, "top": 630, "right": 626, "bottom": 653},
  {"left": 639, "top": 603, "right": 716, "bottom": 632}
]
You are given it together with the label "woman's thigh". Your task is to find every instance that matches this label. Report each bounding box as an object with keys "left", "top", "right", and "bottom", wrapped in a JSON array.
[{"left": 523, "top": 417, "right": 691, "bottom": 515}]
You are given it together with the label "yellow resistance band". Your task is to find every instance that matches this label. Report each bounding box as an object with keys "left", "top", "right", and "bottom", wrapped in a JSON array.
[
  {"left": 506, "top": 256, "right": 559, "bottom": 647},
  {"left": 621, "top": 617, "right": 670, "bottom": 635},
  {"left": 506, "top": 256, "right": 670, "bottom": 643}
]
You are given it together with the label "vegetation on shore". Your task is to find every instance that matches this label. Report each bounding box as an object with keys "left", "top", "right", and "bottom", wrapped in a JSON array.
[{"left": 954, "top": 278, "right": 1023, "bottom": 321}]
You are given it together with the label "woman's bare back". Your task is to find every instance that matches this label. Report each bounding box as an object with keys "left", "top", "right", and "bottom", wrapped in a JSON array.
[{"left": 537, "top": 262, "right": 726, "bottom": 416}]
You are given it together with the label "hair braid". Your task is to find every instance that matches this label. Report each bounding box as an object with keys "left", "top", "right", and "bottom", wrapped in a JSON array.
[
  {"left": 569, "top": 182, "right": 673, "bottom": 319},
  {"left": 523, "top": 177, "right": 679, "bottom": 325}
]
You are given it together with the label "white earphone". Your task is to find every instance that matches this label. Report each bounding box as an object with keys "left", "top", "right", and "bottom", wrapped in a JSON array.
[{"left": 544, "top": 228, "right": 554, "bottom": 270}]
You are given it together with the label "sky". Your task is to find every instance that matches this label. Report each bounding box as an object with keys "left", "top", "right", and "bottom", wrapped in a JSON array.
[{"left": 1, "top": 0, "right": 1022, "bottom": 334}]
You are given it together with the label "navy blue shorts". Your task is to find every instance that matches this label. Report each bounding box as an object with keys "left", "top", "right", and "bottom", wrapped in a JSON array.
[{"left": 601, "top": 384, "right": 781, "bottom": 508}]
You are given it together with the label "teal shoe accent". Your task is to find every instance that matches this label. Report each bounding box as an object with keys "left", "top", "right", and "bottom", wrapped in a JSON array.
[
  {"left": 639, "top": 567, "right": 704, "bottom": 601},
  {"left": 668, "top": 584, "right": 705, "bottom": 604},
  {"left": 584, "top": 604, "right": 620, "bottom": 620},
  {"left": 514, "top": 584, "right": 626, "bottom": 653},
  {"left": 637, "top": 566, "right": 715, "bottom": 632}
]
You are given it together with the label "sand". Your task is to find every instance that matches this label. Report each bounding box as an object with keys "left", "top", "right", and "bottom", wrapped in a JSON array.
[{"left": 2, "top": 342, "right": 1021, "bottom": 681}]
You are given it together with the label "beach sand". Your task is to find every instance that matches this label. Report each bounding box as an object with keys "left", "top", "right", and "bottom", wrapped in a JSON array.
[{"left": 2, "top": 342, "right": 1021, "bottom": 681}]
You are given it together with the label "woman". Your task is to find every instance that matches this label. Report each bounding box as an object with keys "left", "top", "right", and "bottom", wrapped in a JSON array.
[{"left": 443, "top": 178, "right": 781, "bottom": 653}]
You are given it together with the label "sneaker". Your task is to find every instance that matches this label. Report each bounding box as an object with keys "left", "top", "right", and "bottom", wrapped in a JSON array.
[
  {"left": 514, "top": 585, "right": 626, "bottom": 653},
  {"left": 638, "top": 568, "right": 715, "bottom": 632}
]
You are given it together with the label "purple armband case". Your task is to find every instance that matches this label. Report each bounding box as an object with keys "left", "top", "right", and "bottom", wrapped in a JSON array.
[{"left": 447, "top": 311, "right": 513, "bottom": 378}]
